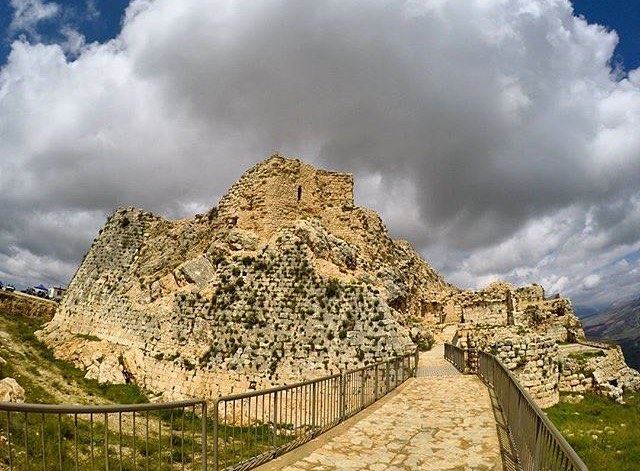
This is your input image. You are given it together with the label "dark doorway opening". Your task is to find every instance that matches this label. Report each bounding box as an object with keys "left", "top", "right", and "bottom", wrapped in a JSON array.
[{"left": 297, "top": 185, "right": 302, "bottom": 201}]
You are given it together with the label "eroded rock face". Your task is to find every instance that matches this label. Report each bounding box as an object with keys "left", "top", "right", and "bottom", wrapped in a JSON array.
[{"left": 0, "top": 378, "right": 25, "bottom": 403}]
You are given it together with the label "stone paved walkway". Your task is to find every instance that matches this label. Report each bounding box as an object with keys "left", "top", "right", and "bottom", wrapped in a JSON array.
[{"left": 264, "top": 345, "right": 505, "bottom": 470}]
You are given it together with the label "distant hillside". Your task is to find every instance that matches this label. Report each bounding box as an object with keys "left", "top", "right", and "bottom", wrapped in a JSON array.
[
  {"left": 583, "top": 297, "right": 640, "bottom": 370},
  {"left": 574, "top": 304, "right": 601, "bottom": 320}
]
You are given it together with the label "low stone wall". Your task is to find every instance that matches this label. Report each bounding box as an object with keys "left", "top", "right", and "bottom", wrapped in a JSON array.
[
  {"left": 492, "top": 337, "right": 559, "bottom": 408},
  {"left": 559, "top": 369, "right": 593, "bottom": 394},
  {"left": 558, "top": 343, "right": 640, "bottom": 403},
  {"left": 0, "top": 291, "right": 56, "bottom": 320},
  {"left": 455, "top": 327, "right": 560, "bottom": 407}
]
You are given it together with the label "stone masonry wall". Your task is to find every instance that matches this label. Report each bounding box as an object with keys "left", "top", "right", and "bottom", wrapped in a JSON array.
[
  {"left": 455, "top": 326, "right": 560, "bottom": 407},
  {"left": 37, "top": 154, "right": 638, "bottom": 408},
  {"left": 558, "top": 343, "right": 640, "bottom": 403},
  {"left": 39, "top": 168, "right": 424, "bottom": 400},
  {"left": 492, "top": 336, "right": 559, "bottom": 408},
  {"left": 0, "top": 291, "right": 56, "bottom": 320}
]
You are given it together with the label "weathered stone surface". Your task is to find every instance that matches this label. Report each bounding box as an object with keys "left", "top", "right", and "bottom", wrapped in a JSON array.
[
  {"left": 38, "top": 156, "right": 446, "bottom": 400},
  {"left": 0, "top": 377, "right": 25, "bottom": 403},
  {"left": 35, "top": 154, "right": 639, "bottom": 406},
  {"left": 175, "top": 256, "right": 216, "bottom": 288},
  {"left": 0, "top": 290, "right": 56, "bottom": 320}
]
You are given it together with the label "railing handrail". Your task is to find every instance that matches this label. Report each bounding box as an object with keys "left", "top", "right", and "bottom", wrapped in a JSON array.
[
  {"left": 0, "top": 354, "right": 414, "bottom": 412},
  {"left": 212, "top": 351, "right": 417, "bottom": 470},
  {"left": 0, "top": 398, "right": 204, "bottom": 414},
  {"left": 477, "top": 351, "right": 587, "bottom": 470},
  {"left": 215, "top": 373, "right": 342, "bottom": 402},
  {"left": 444, "top": 342, "right": 588, "bottom": 471},
  {"left": 0, "top": 351, "right": 417, "bottom": 471},
  {"left": 215, "top": 354, "right": 410, "bottom": 402}
]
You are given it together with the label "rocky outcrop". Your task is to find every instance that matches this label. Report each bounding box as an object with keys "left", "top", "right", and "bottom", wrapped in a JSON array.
[{"left": 0, "top": 377, "right": 25, "bottom": 403}]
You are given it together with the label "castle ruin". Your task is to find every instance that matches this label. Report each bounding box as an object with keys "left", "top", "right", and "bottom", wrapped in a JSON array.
[{"left": 38, "top": 155, "right": 640, "bottom": 406}]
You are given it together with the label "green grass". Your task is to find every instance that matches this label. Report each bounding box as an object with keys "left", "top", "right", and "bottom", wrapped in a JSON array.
[
  {"left": 0, "top": 306, "right": 293, "bottom": 470},
  {"left": 2, "top": 404, "right": 311, "bottom": 470},
  {"left": 546, "top": 393, "right": 640, "bottom": 471},
  {"left": 0, "top": 308, "right": 147, "bottom": 404},
  {"left": 567, "top": 350, "right": 605, "bottom": 363}
]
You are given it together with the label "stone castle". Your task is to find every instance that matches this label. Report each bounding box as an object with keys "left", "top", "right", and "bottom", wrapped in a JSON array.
[{"left": 38, "top": 155, "right": 640, "bottom": 406}]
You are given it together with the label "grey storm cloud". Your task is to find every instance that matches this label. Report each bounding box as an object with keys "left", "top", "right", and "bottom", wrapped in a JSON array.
[{"left": 1, "top": 0, "right": 640, "bottom": 305}]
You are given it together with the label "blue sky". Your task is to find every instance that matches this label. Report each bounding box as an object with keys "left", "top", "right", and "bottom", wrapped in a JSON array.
[
  {"left": 573, "top": 0, "right": 640, "bottom": 71},
  {"left": 0, "top": 1, "right": 638, "bottom": 71},
  {"left": 0, "top": 1, "right": 128, "bottom": 64}
]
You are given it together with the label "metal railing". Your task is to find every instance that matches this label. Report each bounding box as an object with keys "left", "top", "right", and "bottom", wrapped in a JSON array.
[
  {"left": 443, "top": 343, "right": 587, "bottom": 471},
  {"left": 0, "top": 399, "right": 208, "bottom": 470},
  {"left": 477, "top": 351, "right": 587, "bottom": 471},
  {"left": 1, "top": 352, "right": 417, "bottom": 470},
  {"left": 210, "top": 352, "right": 417, "bottom": 470},
  {"left": 444, "top": 343, "right": 466, "bottom": 373}
]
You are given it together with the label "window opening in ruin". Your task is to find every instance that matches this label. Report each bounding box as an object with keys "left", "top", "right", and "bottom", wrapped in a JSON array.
[{"left": 297, "top": 185, "right": 302, "bottom": 201}]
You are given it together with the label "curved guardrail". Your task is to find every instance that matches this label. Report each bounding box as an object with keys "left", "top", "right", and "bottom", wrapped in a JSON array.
[
  {"left": 0, "top": 352, "right": 418, "bottom": 470},
  {"left": 444, "top": 343, "right": 588, "bottom": 471}
]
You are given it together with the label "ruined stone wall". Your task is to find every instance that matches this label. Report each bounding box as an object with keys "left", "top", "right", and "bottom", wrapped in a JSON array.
[
  {"left": 559, "top": 368, "right": 594, "bottom": 395},
  {"left": 0, "top": 291, "right": 56, "bottom": 320},
  {"left": 40, "top": 211, "right": 416, "bottom": 400},
  {"left": 558, "top": 344, "right": 640, "bottom": 403},
  {"left": 54, "top": 208, "right": 168, "bottom": 351},
  {"left": 455, "top": 326, "right": 560, "bottom": 407},
  {"left": 38, "top": 154, "right": 632, "bottom": 408},
  {"left": 509, "top": 285, "right": 584, "bottom": 341},
  {"left": 460, "top": 301, "right": 508, "bottom": 326},
  {"left": 492, "top": 336, "right": 559, "bottom": 408},
  {"left": 217, "top": 155, "right": 354, "bottom": 241}
]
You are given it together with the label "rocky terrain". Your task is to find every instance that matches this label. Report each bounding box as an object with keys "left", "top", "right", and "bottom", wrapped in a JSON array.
[{"left": 36, "top": 154, "right": 640, "bottom": 406}]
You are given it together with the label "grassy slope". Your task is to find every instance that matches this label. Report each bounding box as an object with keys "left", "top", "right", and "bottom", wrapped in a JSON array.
[
  {"left": 0, "top": 308, "right": 274, "bottom": 470},
  {"left": 546, "top": 393, "right": 640, "bottom": 471},
  {"left": 0, "top": 307, "right": 147, "bottom": 404}
]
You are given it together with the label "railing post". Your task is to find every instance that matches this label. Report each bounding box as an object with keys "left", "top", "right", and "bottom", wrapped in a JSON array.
[
  {"left": 273, "top": 390, "right": 279, "bottom": 444},
  {"left": 340, "top": 373, "right": 346, "bottom": 420},
  {"left": 394, "top": 358, "right": 399, "bottom": 387},
  {"left": 311, "top": 382, "right": 317, "bottom": 430},
  {"left": 360, "top": 371, "right": 366, "bottom": 410},
  {"left": 533, "top": 418, "right": 543, "bottom": 470},
  {"left": 385, "top": 360, "right": 390, "bottom": 394},
  {"left": 203, "top": 401, "right": 209, "bottom": 471},
  {"left": 374, "top": 364, "right": 379, "bottom": 400},
  {"left": 414, "top": 350, "right": 419, "bottom": 377}
]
